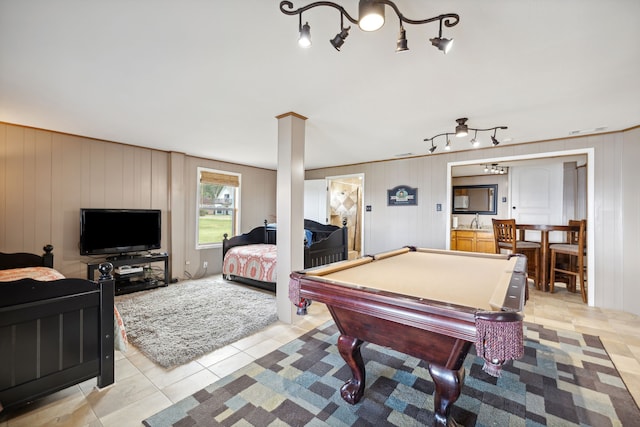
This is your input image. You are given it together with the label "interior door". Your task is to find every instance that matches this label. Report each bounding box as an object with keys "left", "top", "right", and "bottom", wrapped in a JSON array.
[
  {"left": 510, "top": 162, "right": 564, "bottom": 242},
  {"left": 304, "top": 179, "right": 327, "bottom": 223}
]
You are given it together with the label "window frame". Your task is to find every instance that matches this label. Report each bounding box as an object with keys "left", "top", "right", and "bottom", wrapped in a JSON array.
[{"left": 195, "top": 167, "right": 241, "bottom": 250}]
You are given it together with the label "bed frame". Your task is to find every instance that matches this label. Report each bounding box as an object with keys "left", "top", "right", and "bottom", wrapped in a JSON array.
[
  {"left": 0, "top": 246, "right": 115, "bottom": 413},
  {"left": 222, "top": 219, "right": 349, "bottom": 291}
]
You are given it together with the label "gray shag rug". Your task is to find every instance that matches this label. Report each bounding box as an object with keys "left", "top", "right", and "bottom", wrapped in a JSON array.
[{"left": 114, "top": 277, "right": 278, "bottom": 368}]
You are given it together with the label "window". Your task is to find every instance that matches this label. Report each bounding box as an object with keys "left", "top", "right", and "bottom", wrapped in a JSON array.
[{"left": 196, "top": 167, "right": 240, "bottom": 248}]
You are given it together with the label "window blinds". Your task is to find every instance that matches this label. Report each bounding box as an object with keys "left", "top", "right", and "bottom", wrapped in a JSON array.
[{"left": 199, "top": 171, "right": 239, "bottom": 187}]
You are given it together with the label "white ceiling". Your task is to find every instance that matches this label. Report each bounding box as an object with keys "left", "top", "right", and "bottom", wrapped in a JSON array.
[{"left": 1, "top": 1, "right": 639, "bottom": 170}]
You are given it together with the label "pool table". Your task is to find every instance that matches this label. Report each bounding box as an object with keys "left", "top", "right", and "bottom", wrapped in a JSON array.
[{"left": 289, "top": 247, "right": 527, "bottom": 427}]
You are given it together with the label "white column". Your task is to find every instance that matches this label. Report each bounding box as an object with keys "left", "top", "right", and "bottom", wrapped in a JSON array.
[{"left": 275, "top": 112, "right": 307, "bottom": 323}]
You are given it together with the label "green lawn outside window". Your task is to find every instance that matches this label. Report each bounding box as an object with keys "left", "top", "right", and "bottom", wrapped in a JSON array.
[{"left": 198, "top": 215, "right": 232, "bottom": 244}]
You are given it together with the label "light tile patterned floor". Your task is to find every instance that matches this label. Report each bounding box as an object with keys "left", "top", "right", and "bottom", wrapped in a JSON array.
[{"left": 1, "top": 279, "right": 638, "bottom": 427}]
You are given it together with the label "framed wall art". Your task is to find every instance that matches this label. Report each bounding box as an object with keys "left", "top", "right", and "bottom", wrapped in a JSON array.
[{"left": 387, "top": 185, "right": 417, "bottom": 206}]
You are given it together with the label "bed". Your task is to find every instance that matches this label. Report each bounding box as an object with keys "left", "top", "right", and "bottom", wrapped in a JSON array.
[
  {"left": 222, "top": 219, "right": 348, "bottom": 292},
  {"left": 0, "top": 245, "right": 118, "bottom": 413}
]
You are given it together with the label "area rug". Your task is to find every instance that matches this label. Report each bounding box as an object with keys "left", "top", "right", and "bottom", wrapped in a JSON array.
[
  {"left": 143, "top": 321, "right": 639, "bottom": 426},
  {"left": 115, "top": 277, "right": 278, "bottom": 368}
]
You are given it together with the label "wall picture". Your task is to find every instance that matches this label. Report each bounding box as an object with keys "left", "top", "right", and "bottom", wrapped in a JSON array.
[{"left": 387, "top": 185, "right": 417, "bottom": 206}]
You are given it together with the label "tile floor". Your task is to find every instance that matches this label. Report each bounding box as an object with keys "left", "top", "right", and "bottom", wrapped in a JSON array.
[{"left": 1, "top": 278, "right": 639, "bottom": 427}]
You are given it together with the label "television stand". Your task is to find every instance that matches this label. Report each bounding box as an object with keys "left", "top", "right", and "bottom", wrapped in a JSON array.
[
  {"left": 106, "top": 253, "right": 137, "bottom": 261},
  {"left": 87, "top": 253, "right": 170, "bottom": 295}
]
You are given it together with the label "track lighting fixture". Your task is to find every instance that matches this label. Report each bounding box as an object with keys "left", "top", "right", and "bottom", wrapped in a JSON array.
[
  {"left": 483, "top": 164, "right": 508, "bottom": 174},
  {"left": 424, "top": 118, "right": 508, "bottom": 154},
  {"left": 280, "top": 1, "right": 459, "bottom": 53}
]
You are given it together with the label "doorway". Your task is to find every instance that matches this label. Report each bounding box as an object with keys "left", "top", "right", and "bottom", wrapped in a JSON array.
[
  {"left": 304, "top": 174, "right": 364, "bottom": 260},
  {"left": 447, "top": 148, "right": 594, "bottom": 306}
]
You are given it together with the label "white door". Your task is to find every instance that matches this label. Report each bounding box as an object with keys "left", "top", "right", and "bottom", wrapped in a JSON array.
[
  {"left": 304, "top": 179, "right": 328, "bottom": 223},
  {"left": 510, "top": 162, "right": 564, "bottom": 242}
]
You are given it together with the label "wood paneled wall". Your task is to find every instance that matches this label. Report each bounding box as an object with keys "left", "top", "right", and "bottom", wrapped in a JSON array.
[
  {"left": 2, "top": 121, "right": 639, "bottom": 315},
  {"left": 306, "top": 129, "right": 640, "bottom": 316},
  {"left": 0, "top": 122, "right": 277, "bottom": 280}
]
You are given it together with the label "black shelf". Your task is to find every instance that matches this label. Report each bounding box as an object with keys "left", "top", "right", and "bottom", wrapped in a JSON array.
[{"left": 87, "top": 253, "right": 169, "bottom": 295}]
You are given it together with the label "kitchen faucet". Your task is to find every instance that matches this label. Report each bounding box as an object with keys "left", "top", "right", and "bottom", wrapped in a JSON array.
[{"left": 470, "top": 213, "right": 480, "bottom": 229}]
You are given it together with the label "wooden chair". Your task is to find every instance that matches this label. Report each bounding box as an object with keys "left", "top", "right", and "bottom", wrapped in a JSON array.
[
  {"left": 492, "top": 219, "right": 541, "bottom": 289},
  {"left": 549, "top": 219, "right": 586, "bottom": 302}
]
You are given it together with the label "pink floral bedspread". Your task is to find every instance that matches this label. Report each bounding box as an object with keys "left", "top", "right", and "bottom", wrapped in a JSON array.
[
  {"left": 0, "top": 266, "right": 65, "bottom": 281},
  {"left": 0, "top": 267, "right": 128, "bottom": 352},
  {"left": 223, "top": 244, "right": 277, "bottom": 283}
]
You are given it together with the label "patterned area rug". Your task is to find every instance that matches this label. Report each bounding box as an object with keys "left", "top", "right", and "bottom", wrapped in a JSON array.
[{"left": 143, "top": 321, "right": 639, "bottom": 426}]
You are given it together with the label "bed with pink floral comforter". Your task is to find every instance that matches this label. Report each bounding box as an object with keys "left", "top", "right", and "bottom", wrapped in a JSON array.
[{"left": 222, "top": 244, "right": 277, "bottom": 283}]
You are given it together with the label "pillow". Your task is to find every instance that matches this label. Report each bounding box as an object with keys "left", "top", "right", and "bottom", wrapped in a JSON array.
[{"left": 304, "top": 229, "right": 313, "bottom": 247}]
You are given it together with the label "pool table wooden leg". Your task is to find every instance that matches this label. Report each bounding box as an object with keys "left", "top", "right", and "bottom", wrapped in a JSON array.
[
  {"left": 337, "top": 334, "right": 365, "bottom": 404},
  {"left": 429, "top": 364, "right": 465, "bottom": 427}
]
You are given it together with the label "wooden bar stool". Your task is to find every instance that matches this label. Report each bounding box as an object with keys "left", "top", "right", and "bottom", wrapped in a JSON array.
[
  {"left": 492, "top": 219, "right": 541, "bottom": 290},
  {"left": 549, "top": 219, "right": 587, "bottom": 302}
]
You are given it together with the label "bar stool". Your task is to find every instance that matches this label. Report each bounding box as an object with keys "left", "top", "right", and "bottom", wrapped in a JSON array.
[
  {"left": 492, "top": 219, "right": 541, "bottom": 289},
  {"left": 549, "top": 219, "right": 586, "bottom": 302}
]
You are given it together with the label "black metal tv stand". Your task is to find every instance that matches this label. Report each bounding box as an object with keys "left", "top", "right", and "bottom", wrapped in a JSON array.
[{"left": 87, "top": 253, "right": 169, "bottom": 295}]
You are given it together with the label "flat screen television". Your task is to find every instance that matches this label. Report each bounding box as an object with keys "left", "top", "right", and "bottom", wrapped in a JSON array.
[{"left": 80, "top": 208, "right": 161, "bottom": 257}]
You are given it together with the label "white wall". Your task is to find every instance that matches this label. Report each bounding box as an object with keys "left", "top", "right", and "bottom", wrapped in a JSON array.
[
  {"left": 621, "top": 127, "right": 640, "bottom": 315},
  {"left": 306, "top": 129, "right": 640, "bottom": 315}
]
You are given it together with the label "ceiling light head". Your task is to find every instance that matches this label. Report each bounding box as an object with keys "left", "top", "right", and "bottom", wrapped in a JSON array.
[
  {"left": 445, "top": 139, "right": 451, "bottom": 151},
  {"left": 455, "top": 118, "right": 468, "bottom": 137},
  {"left": 430, "top": 18, "right": 454, "bottom": 54},
  {"left": 298, "top": 21, "right": 311, "bottom": 48},
  {"left": 491, "top": 129, "right": 500, "bottom": 146},
  {"left": 358, "top": 0, "right": 385, "bottom": 31},
  {"left": 330, "top": 26, "right": 350, "bottom": 50},
  {"left": 428, "top": 141, "right": 437, "bottom": 154},
  {"left": 470, "top": 130, "right": 479, "bottom": 147},
  {"left": 396, "top": 26, "right": 408, "bottom": 52},
  {"left": 430, "top": 36, "right": 453, "bottom": 53}
]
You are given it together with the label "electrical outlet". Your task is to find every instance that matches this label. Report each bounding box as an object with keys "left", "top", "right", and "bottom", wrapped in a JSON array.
[{"left": 203, "top": 261, "right": 208, "bottom": 269}]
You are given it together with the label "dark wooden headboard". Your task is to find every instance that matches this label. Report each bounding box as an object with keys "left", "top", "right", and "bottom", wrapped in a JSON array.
[{"left": 0, "top": 245, "right": 54, "bottom": 270}]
